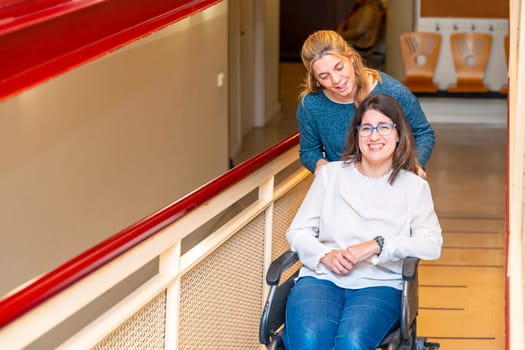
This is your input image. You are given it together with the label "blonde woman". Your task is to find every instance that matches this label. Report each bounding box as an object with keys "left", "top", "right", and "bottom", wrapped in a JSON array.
[{"left": 297, "top": 30, "right": 434, "bottom": 178}]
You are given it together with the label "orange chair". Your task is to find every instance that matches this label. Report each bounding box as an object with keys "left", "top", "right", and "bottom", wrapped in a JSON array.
[
  {"left": 500, "top": 35, "right": 509, "bottom": 94},
  {"left": 447, "top": 32, "right": 492, "bottom": 93},
  {"left": 400, "top": 32, "right": 442, "bottom": 93}
]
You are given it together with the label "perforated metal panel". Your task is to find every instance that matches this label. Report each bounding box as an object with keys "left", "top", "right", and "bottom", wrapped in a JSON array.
[
  {"left": 178, "top": 213, "right": 265, "bottom": 349},
  {"left": 272, "top": 175, "right": 313, "bottom": 260},
  {"left": 92, "top": 292, "right": 166, "bottom": 350},
  {"left": 90, "top": 176, "right": 312, "bottom": 350},
  {"left": 271, "top": 176, "right": 312, "bottom": 282}
]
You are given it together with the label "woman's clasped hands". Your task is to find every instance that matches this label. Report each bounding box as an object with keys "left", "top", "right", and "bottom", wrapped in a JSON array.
[{"left": 320, "top": 240, "right": 379, "bottom": 275}]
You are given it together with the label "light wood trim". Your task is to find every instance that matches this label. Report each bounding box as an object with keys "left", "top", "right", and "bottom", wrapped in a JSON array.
[
  {"left": 420, "top": 0, "right": 508, "bottom": 19},
  {"left": 508, "top": 0, "right": 525, "bottom": 349}
]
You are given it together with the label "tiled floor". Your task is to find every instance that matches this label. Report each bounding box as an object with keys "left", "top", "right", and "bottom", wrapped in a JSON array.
[{"left": 235, "top": 62, "right": 507, "bottom": 349}]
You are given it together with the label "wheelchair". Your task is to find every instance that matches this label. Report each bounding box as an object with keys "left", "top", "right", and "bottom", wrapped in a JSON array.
[{"left": 259, "top": 250, "right": 440, "bottom": 350}]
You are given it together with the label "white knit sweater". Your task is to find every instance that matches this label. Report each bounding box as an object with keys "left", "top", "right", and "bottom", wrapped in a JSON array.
[{"left": 287, "top": 161, "right": 442, "bottom": 290}]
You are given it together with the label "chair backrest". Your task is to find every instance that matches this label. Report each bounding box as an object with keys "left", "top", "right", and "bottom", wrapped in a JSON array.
[
  {"left": 449, "top": 32, "right": 492, "bottom": 81},
  {"left": 400, "top": 32, "right": 442, "bottom": 79}
]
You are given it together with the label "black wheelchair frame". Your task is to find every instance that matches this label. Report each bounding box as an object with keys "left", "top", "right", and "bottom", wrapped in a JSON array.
[{"left": 259, "top": 250, "right": 440, "bottom": 350}]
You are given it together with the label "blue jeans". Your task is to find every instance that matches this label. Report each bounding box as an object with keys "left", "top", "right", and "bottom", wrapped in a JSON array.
[{"left": 282, "top": 277, "right": 401, "bottom": 350}]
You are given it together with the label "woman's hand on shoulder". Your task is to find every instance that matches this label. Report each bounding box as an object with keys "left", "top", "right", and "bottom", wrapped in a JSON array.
[
  {"left": 314, "top": 159, "right": 329, "bottom": 175},
  {"left": 320, "top": 249, "right": 357, "bottom": 275}
]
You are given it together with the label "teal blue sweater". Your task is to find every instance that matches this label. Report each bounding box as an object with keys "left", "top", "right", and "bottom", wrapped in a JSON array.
[{"left": 297, "top": 72, "right": 435, "bottom": 173}]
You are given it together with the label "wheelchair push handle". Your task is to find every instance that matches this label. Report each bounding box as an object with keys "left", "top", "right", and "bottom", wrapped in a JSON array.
[{"left": 402, "top": 256, "right": 419, "bottom": 280}]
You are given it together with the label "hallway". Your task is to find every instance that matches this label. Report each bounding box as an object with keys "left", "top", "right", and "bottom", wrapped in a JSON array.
[
  {"left": 235, "top": 62, "right": 507, "bottom": 349},
  {"left": 422, "top": 122, "right": 506, "bottom": 349}
]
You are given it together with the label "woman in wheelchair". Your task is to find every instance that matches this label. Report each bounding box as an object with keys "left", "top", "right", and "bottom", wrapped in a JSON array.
[{"left": 282, "top": 93, "right": 443, "bottom": 350}]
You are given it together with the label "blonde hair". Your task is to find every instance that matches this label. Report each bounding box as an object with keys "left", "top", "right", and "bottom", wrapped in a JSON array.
[{"left": 299, "top": 30, "right": 381, "bottom": 106}]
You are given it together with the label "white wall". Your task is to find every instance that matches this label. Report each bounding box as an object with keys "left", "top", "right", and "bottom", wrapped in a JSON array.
[
  {"left": 238, "top": 0, "right": 257, "bottom": 136},
  {"left": 264, "top": 0, "right": 282, "bottom": 121},
  {"left": 0, "top": 2, "right": 229, "bottom": 296},
  {"left": 228, "top": 0, "right": 282, "bottom": 157}
]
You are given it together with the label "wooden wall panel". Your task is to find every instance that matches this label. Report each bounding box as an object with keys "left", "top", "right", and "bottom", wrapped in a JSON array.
[{"left": 420, "top": 0, "right": 508, "bottom": 19}]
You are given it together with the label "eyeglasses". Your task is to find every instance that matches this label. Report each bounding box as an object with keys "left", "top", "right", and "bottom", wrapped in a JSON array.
[{"left": 356, "top": 123, "right": 396, "bottom": 137}]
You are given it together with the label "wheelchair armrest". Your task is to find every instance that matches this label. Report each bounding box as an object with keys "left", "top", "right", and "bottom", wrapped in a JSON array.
[
  {"left": 260, "top": 250, "right": 300, "bottom": 346},
  {"left": 266, "top": 250, "right": 299, "bottom": 285},
  {"left": 402, "top": 257, "right": 419, "bottom": 281}
]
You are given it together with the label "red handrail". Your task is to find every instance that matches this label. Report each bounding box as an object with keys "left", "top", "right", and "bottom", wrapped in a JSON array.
[
  {"left": 0, "top": 0, "right": 222, "bottom": 101},
  {"left": 0, "top": 133, "right": 300, "bottom": 328}
]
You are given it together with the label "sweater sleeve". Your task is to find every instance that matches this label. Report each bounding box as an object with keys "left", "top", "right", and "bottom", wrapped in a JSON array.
[
  {"left": 371, "top": 180, "right": 443, "bottom": 264},
  {"left": 375, "top": 74, "right": 436, "bottom": 168},
  {"left": 286, "top": 168, "right": 333, "bottom": 271},
  {"left": 297, "top": 100, "right": 325, "bottom": 173},
  {"left": 402, "top": 93, "right": 436, "bottom": 168}
]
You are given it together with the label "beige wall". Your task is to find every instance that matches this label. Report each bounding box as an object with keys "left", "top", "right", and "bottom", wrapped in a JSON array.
[
  {"left": 228, "top": 0, "right": 243, "bottom": 156},
  {"left": 385, "top": 0, "right": 414, "bottom": 80},
  {"left": 0, "top": 2, "right": 229, "bottom": 296}
]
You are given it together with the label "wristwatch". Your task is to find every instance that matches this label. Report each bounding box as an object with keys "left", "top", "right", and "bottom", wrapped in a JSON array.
[{"left": 374, "top": 235, "right": 384, "bottom": 256}]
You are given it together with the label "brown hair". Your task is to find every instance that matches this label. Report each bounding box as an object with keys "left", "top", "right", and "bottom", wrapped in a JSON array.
[
  {"left": 299, "top": 30, "right": 381, "bottom": 106},
  {"left": 341, "top": 93, "right": 418, "bottom": 184}
]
